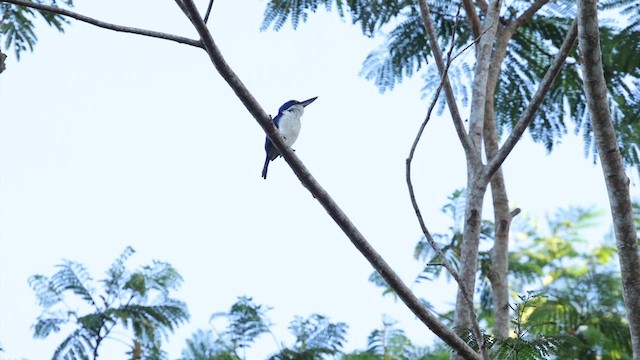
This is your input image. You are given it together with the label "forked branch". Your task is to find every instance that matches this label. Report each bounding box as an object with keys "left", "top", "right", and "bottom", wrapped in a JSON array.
[{"left": 485, "top": 19, "right": 578, "bottom": 178}]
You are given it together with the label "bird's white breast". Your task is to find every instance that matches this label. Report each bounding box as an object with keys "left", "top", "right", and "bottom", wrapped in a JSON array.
[{"left": 278, "top": 106, "right": 304, "bottom": 146}]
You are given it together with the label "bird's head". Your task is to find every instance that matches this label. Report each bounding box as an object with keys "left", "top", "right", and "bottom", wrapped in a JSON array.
[{"left": 278, "top": 96, "right": 318, "bottom": 116}]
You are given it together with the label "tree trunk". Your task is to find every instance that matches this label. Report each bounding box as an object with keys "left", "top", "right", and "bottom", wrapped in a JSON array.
[
  {"left": 454, "top": 180, "right": 489, "bottom": 328},
  {"left": 577, "top": 0, "right": 640, "bottom": 357},
  {"left": 483, "top": 27, "right": 514, "bottom": 340},
  {"left": 452, "top": 2, "right": 502, "bottom": 357},
  {"left": 483, "top": 111, "right": 512, "bottom": 340}
]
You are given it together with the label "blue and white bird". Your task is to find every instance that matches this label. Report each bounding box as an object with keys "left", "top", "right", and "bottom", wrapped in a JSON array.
[{"left": 262, "top": 96, "right": 318, "bottom": 179}]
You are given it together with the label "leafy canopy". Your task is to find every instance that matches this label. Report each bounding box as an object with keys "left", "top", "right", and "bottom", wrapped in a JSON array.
[
  {"left": 261, "top": 0, "right": 640, "bottom": 171},
  {"left": 29, "top": 246, "right": 189, "bottom": 360}
]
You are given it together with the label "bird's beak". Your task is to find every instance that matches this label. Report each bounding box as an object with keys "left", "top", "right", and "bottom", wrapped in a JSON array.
[{"left": 300, "top": 97, "right": 318, "bottom": 107}]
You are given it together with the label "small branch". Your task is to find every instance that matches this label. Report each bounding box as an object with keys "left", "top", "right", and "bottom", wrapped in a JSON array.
[
  {"left": 506, "top": 0, "right": 550, "bottom": 35},
  {"left": 204, "top": 0, "right": 215, "bottom": 24},
  {"left": 1, "top": 0, "right": 202, "bottom": 48},
  {"left": 453, "top": 20, "right": 497, "bottom": 63},
  {"left": 427, "top": 262, "right": 444, "bottom": 266},
  {"left": 475, "top": 0, "right": 489, "bottom": 12},
  {"left": 406, "top": 61, "right": 487, "bottom": 358},
  {"left": 406, "top": 47, "right": 461, "bottom": 291},
  {"left": 485, "top": 19, "right": 577, "bottom": 178},
  {"left": 408, "top": 1, "right": 473, "bottom": 315},
  {"left": 417, "top": 0, "right": 477, "bottom": 164},
  {"left": 462, "top": 0, "right": 482, "bottom": 41}
]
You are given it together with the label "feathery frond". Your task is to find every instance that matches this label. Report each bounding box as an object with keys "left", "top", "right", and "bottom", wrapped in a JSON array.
[
  {"left": 51, "top": 329, "right": 93, "bottom": 360},
  {"left": 0, "top": 1, "right": 73, "bottom": 59},
  {"left": 210, "top": 296, "right": 271, "bottom": 350},
  {"left": 261, "top": 0, "right": 336, "bottom": 31},
  {"left": 29, "top": 260, "right": 96, "bottom": 309},
  {"left": 289, "top": 314, "right": 347, "bottom": 354},
  {"left": 30, "top": 247, "right": 188, "bottom": 359}
]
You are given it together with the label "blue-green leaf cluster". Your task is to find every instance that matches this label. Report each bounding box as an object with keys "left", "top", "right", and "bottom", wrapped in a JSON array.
[
  {"left": 29, "top": 246, "right": 189, "bottom": 360},
  {"left": 261, "top": 0, "right": 640, "bottom": 171},
  {"left": 1, "top": 1, "right": 73, "bottom": 59},
  {"left": 279, "top": 314, "right": 348, "bottom": 358}
]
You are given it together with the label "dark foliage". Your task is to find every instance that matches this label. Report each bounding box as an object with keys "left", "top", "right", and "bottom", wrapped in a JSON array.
[
  {"left": 261, "top": 0, "right": 640, "bottom": 171},
  {"left": 29, "top": 247, "right": 189, "bottom": 360},
  {"left": 1, "top": 0, "right": 73, "bottom": 59}
]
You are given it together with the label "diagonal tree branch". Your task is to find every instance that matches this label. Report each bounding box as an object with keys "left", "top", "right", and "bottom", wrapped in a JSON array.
[
  {"left": 417, "top": 0, "right": 477, "bottom": 165},
  {"left": 176, "top": 0, "right": 483, "bottom": 358},
  {"left": 506, "top": 0, "right": 550, "bottom": 36},
  {"left": 204, "top": 0, "right": 215, "bottom": 24},
  {"left": 484, "top": 19, "right": 577, "bottom": 178},
  {"left": 1, "top": 0, "right": 202, "bottom": 48},
  {"left": 462, "top": 0, "right": 482, "bottom": 41},
  {"left": 174, "top": 0, "right": 199, "bottom": 28}
]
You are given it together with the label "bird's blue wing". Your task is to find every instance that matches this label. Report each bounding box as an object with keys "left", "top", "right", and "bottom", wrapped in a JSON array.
[
  {"left": 271, "top": 112, "right": 282, "bottom": 128},
  {"left": 264, "top": 113, "right": 282, "bottom": 151}
]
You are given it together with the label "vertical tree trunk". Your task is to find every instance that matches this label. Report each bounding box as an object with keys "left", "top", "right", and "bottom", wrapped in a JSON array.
[
  {"left": 452, "top": 3, "right": 502, "bottom": 357},
  {"left": 577, "top": 1, "right": 640, "bottom": 357},
  {"left": 454, "top": 181, "right": 489, "bottom": 328},
  {"left": 483, "top": 29, "right": 514, "bottom": 340},
  {"left": 483, "top": 108, "right": 512, "bottom": 340}
]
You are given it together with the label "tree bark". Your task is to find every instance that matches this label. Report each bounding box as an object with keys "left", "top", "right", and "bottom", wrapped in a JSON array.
[
  {"left": 453, "top": 0, "right": 502, "bottom": 338},
  {"left": 459, "top": 0, "right": 553, "bottom": 341},
  {"left": 577, "top": 0, "right": 640, "bottom": 357},
  {"left": 483, "top": 111, "right": 512, "bottom": 339},
  {"left": 482, "top": 26, "right": 512, "bottom": 340}
]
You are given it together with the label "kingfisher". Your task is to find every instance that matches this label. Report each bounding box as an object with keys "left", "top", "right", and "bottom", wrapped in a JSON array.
[{"left": 262, "top": 97, "right": 318, "bottom": 179}]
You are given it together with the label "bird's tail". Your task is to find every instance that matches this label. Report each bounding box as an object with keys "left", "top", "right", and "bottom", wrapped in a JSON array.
[{"left": 261, "top": 156, "right": 270, "bottom": 179}]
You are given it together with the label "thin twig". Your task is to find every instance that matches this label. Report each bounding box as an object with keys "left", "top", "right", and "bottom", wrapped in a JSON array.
[
  {"left": 407, "top": 3, "right": 467, "bottom": 303},
  {"left": 1, "top": 0, "right": 202, "bottom": 48},
  {"left": 204, "top": 0, "right": 215, "bottom": 24},
  {"left": 406, "top": 70, "right": 464, "bottom": 294},
  {"left": 451, "top": 20, "right": 496, "bottom": 63}
]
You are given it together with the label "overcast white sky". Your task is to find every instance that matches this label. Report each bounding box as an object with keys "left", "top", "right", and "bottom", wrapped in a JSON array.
[{"left": 1, "top": 1, "right": 638, "bottom": 359}]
